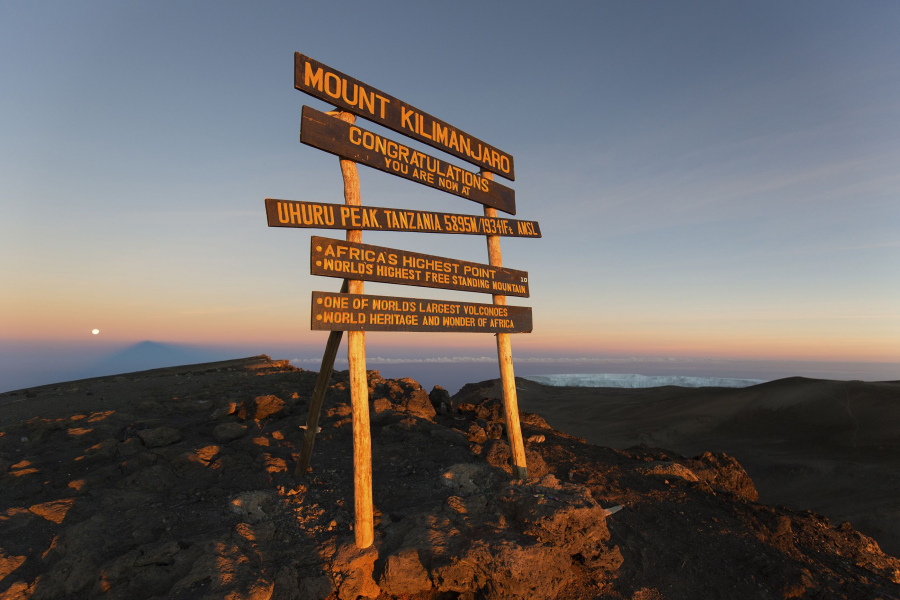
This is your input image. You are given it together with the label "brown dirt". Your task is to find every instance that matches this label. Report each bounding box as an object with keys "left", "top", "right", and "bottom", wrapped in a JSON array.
[
  {"left": 1, "top": 356, "right": 899, "bottom": 599},
  {"left": 495, "top": 376, "right": 900, "bottom": 558}
]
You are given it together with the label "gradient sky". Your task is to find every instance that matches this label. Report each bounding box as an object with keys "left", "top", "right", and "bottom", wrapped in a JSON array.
[{"left": 2, "top": 1, "right": 898, "bottom": 389}]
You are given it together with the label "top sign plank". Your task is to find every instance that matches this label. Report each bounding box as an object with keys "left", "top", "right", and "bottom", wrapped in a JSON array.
[{"left": 294, "top": 53, "right": 515, "bottom": 181}]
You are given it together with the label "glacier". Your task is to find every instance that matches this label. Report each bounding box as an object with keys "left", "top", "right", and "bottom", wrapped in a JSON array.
[{"left": 523, "top": 373, "right": 766, "bottom": 389}]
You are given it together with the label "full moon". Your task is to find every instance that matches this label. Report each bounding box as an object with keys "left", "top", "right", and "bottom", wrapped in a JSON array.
[{"left": 92, "top": 329, "right": 100, "bottom": 335}]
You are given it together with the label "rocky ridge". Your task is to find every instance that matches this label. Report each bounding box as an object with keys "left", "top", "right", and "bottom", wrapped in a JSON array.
[{"left": 0, "top": 356, "right": 898, "bottom": 599}]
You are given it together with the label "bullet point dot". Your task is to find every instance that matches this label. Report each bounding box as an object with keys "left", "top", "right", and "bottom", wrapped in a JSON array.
[
  {"left": 317, "top": 298, "right": 323, "bottom": 304},
  {"left": 316, "top": 246, "right": 322, "bottom": 251},
  {"left": 316, "top": 261, "right": 322, "bottom": 266},
  {"left": 316, "top": 315, "right": 322, "bottom": 320}
]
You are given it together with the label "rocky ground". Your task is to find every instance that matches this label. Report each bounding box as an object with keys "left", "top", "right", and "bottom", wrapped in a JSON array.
[{"left": 1, "top": 356, "right": 899, "bottom": 599}]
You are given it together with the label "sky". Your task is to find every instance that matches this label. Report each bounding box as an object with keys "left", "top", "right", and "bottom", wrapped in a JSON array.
[{"left": 2, "top": 1, "right": 899, "bottom": 391}]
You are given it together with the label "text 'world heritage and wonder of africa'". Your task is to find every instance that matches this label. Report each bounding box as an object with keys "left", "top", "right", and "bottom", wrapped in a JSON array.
[{"left": 310, "top": 292, "right": 533, "bottom": 333}]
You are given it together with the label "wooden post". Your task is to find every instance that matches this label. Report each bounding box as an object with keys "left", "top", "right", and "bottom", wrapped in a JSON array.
[
  {"left": 294, "top": 279, "right": 348, "bottom": 478},
  {"left": 481, "top": 170, "right": 528, "bottom": 479},
  {"left": 333, "top": 110, "right": 375, "bottom": 548}
]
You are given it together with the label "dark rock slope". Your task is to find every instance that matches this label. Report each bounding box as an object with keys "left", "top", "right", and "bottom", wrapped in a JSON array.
[{"left": 1, "top": 356, "right": 898, "bottom": 599}]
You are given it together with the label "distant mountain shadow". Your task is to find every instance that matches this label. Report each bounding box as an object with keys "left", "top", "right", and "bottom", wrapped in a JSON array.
[{"left": 90, "top": 341, "right": 234, "bottom": 377}]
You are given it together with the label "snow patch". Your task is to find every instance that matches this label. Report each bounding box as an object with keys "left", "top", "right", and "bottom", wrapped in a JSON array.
[{"left": 523, "top": 373, "right": 766, "bottom": 389}]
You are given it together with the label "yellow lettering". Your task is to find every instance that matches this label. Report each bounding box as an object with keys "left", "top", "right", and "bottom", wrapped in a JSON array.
[
  {"left": 375, "top": 94, "right": 389, "bottom": 119},
  {"left": 341, "top": 81, "right": 358, "bottom": 106},
  {"left": 276, "top": 202, "right": 290, "bottom": 224},
  {"left": 401, "top": 106, "right": 415, "bottom": 131},
  {"left": 459, "top": 135, "right": 470, "bottom": 156},
  {"left": 304, "top": 63, "right": 323, "bottom": 91},
  {"left": 419, "top": 114, "right": 432, "bottom": 139},
  {"left": 349, "top": 127, "right": 362, "bottom": 145},
  {"left": 324, "top": 72, "right": 341, "bottom": 98},
  {"left": 358, "top": 87, "right": 375, "bottom": 114},
  {"left": 289, "top": 203, "right": 301, "bottom": 224},
  {"left": 433, "top": 122, "right": 448, "bottom": 145}
]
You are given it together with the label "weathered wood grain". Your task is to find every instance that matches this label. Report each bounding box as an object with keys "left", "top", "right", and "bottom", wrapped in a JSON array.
[
  {"left": 311, "top": 292, "right": 532, "bottom": 333},
  {"left": 265, "top": 199, "right": 541, "bottom": 238},
  {"left": 300, "top": 106, "right": 516, "bottom": 214},
  {"left": 295, "top": 53, "right": 515, "bottom": 180},
  {"left": 310, "top": 236, "right": 529, "bottom": 297}
]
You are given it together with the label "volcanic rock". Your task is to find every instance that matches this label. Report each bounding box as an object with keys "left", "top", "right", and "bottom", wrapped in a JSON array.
[
  {"left": 136, "top": 426, "right": 181, "bottom": 448},
  {"left": 214, "top": 422, "right": 248, "bottom": 443},
  {"left": 238, "top": 394, "right": 285, "bottom": 420},
  {"left": 2, "top": 355, "right": 899, "bottom": 600}
]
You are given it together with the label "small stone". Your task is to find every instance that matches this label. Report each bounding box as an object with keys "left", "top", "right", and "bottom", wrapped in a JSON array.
[
  {"left": 122, "top": 464, "right": 178, "bottom": 491},
  {"left": 332, "top": 543, "right": 379, "bottom": 600},
  {"left": 210, "top": 402, "right": 238, "bottom": 420},
  {"left": 137, "top": 427, "right": 181, "bottom": 448},
  {"left": 638, "top": 461, "right": 699, "bottom": 483},
  {"left": 238, "top": 395, "right": 285, "bottom": 420},
  {"left": 466, "top": 423, "right": 487, "bottom": 444},
  {"left": 429, "top": 385, "right": 451, "bottom": 411},
  {"left": 133, "top": 539, "right": 181, "bottom": 567},
  {"left": 373, "top": 398, "right": 392, "bottom": 413},
  {"left": 527, "top": 434, "right": 546, "bottom": 444},
  {"left": 229, "top": 491, "right": 274, "bottom": 524},
  {"left": 379, "top": 548, "right": 432, "bottom": 595},
  {"left": 394, "top": 389, "right": 436, "bottom": 420},
  {"left": 214, "top": 422, "right": 248, "bottom": 443}
]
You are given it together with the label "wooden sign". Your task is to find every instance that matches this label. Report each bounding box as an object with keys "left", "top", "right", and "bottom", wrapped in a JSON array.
[
  {"left": 301, "top": 106, "right": 516, "bottom": 215},
  {"left": 265, "top": 199, "right": 540, "bottom": 237},
  {"left": 295, "top": 53, "right": 515, "bottom": 181},
  {"left": 311, "top": 291, "right": 533, "bottom": 333},
  {"left": 310, "top": 236, "right": 529, "bottom": 297}
]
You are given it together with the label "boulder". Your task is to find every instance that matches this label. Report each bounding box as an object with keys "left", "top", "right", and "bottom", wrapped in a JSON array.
[
  {"left": 238, "top": 395, "right": 286, "bottom": 420},
  {"left": 214, "top": 422, "right": 248, "bottom": 443},
  {"left": 331, "top": 542, "right": 380, "bottom": 599},
  {"left": 638, "top": 461, "right": 699, "bottom": 483},
  {"left": 394, "top": 389, "right": 437, "bottom": 420},
  {"left": 689, "top": 452, "right": 759, "bottom": 501},
  {"left": 429, "top": 385, "right": 452, "bottom": 412},
  {"left": 137, "top": 427, "right": 181, "bottom": 448},
  {"left": 211, "top": 402, "right": 238, "bottom": 420},
  {"left": 379, "top": 548, "right": 432, "bottom": 595}
]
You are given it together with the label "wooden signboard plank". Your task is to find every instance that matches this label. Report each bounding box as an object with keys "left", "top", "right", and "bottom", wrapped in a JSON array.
[
  {"left": 310, "top": 236, "right": 529, "bottom": 298},
  {"left": 265, "top": 199, "right": 541, "bottom": 238},
  {"left": 301, "top": 106, "right": 516, "bottom": 215},
  {"left": 311, "top": 292, "right": 533, "bottom": 333},
  {"left": 295, "top": 53, "right": 515, "bottom": 181}
]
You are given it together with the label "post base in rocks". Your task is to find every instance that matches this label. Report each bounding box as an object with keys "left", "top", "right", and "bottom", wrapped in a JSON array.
[{"left": 349, "top": 329, "right": 373, "bottom": 548}]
